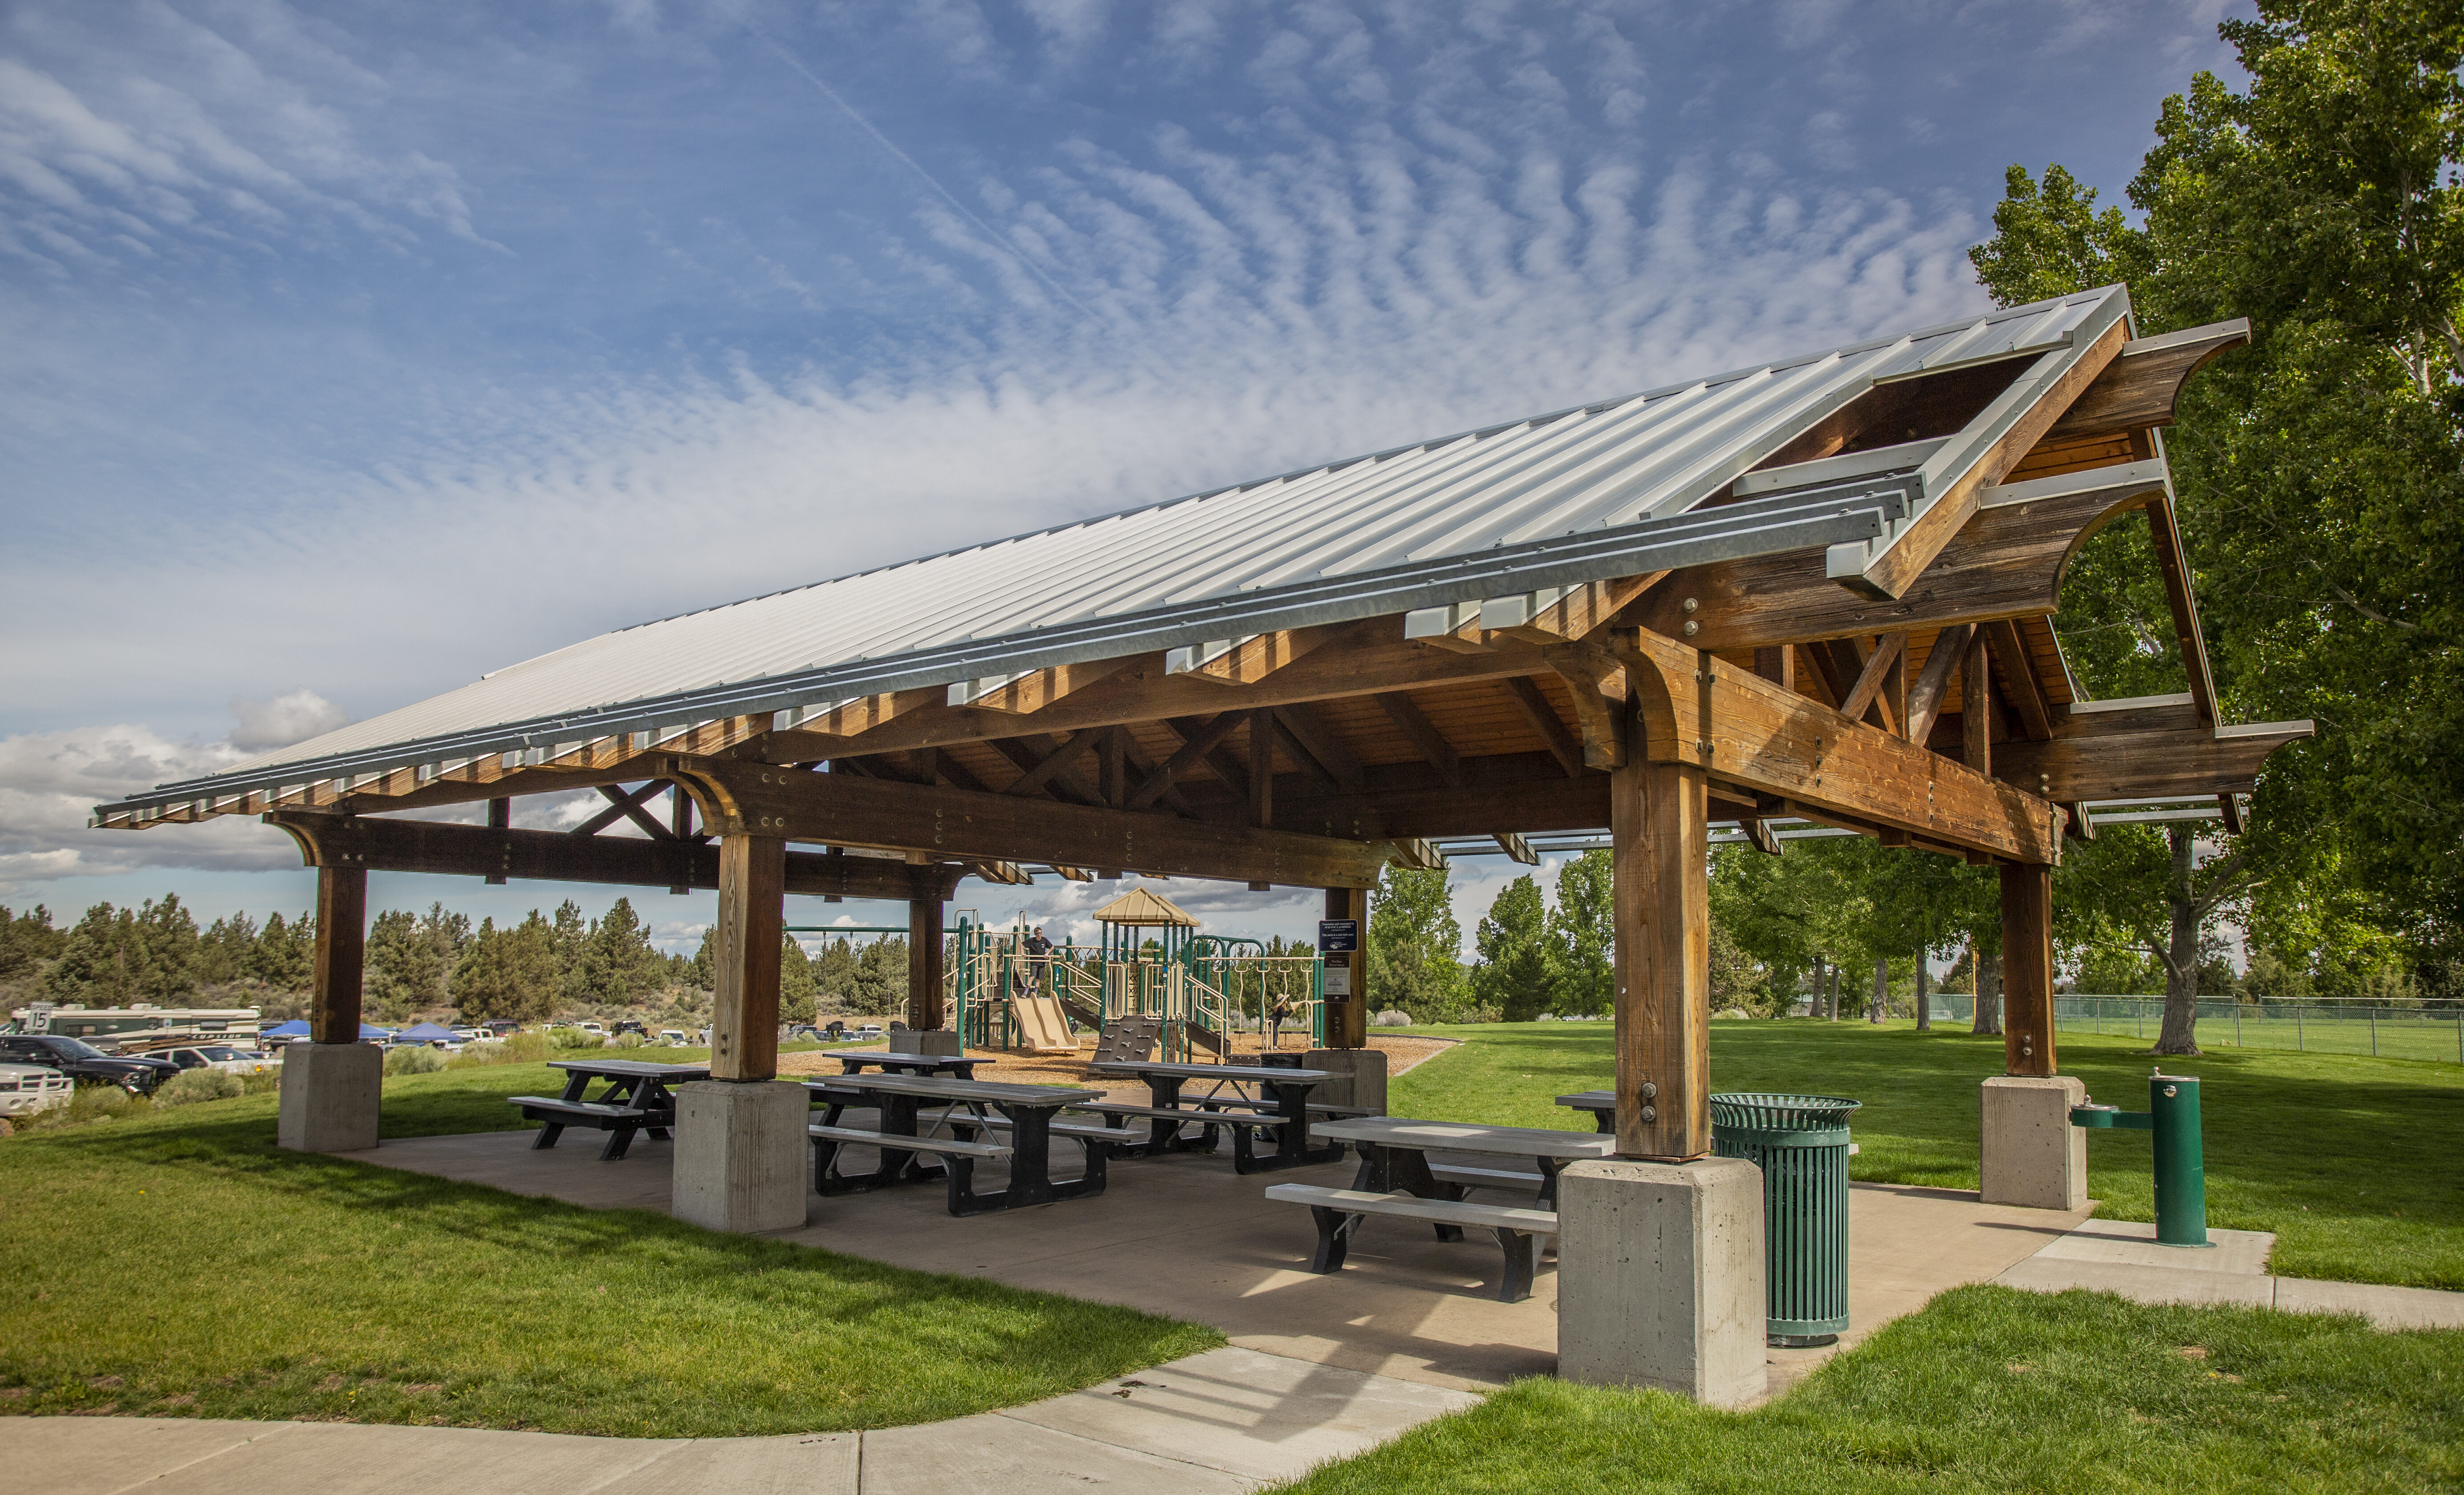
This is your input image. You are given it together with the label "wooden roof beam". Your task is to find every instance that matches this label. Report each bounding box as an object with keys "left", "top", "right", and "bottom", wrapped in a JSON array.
[
  {"left": 663, "top": 754, "right": 1393, "bottom": 888},
  {"left": 1166, "top": 627, "right": 1342, "bottom": 688},
  {"left": 1903, "top": 622, "right": 1974, "bottom": 745},
  {"left": 1502, "top": 676, "right": 1586, "bottom": 779},
  {"left": 1375, "top": 692, "right": 1463, "bottom": 787},
  {"left": 2141, "top": 491, "right": 2220, "bottom": 726},
  {"left": 2045, "top": 318, "right": 2252, "bottom": 440}
]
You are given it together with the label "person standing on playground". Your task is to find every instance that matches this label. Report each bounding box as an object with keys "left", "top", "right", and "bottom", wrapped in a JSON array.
[
  {"left": 1024, "top": 925, "right": 1055, "bottom": 997},
  {"left": 1266, "top": 994, "right": 1293, "bottom": 1051}
]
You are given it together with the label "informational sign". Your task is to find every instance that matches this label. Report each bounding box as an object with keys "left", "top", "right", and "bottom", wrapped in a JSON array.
[
  {"left": 1322, "top": 966, "right": 1352, "bottom": 998},
  {"left": 1317, "top": 919, "right": 1359, "bottom": 953}
]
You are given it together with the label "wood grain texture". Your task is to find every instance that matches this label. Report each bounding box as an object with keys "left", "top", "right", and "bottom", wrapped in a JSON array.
[
  {"left": 2000, "top": 862, "right": 2056, "bottom": 1077},
  {"left": 2043, "top": 321, "right": 2249, "bottom": 439},
  {"left": 309, "top": 864, "right": 367, "bottom": 1044},
  {"left": 1992, "top": 702, "right": 2313, "bottom": 799},
  {"left": 2142, "top": 494, "right": 2219, "bottom": 725},
  {"left": 1611, "top": 627, "right": 2065, "bottom": 863},
  {"left": 1613, "top": 756, "right": 1709, "bottom": 1160},
  {"left": 909, "top": 896, "right": 946, "bottom": 1031},
  {"left": 1324, "top": 885, "right": 1368, "bottom": 1050},
  {"left": 710, "top": 833, "right": 785, "bottom": 1081}
]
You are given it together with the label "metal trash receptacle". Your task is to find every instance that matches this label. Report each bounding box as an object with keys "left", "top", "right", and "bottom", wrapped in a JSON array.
[{"left": 1710, "top": 1092, "right": 1861, "bottom": 1346}]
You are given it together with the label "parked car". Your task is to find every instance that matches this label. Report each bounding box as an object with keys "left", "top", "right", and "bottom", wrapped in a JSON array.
[
  {"left": 611, "top": 1020, "right": 646, "bottom": 1038},
  {"left": 158, "top": 1045, "right": 279, "bottom": 1077},
  {"left": 578, "top": 1022, "right": 606, "bottom": 1035},
  {"left": 851, "top": 1024, "right": 884, "bottom": 1042},
  {"left": 0, "top": 1062, "right": 73, "bottom": 1117},
  {"left": 658, "top": 1030, "right": 687, "bottom": 1045},
  {"left": 0, "top": 1035, "right": 181, "bottom": 1094}
]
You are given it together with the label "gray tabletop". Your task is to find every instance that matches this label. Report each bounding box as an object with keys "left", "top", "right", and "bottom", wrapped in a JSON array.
[
  {"left": 1312, "top": 1116, "right": 1618, "bottom": 1160},
  {"left": 829, "top": 1050, "right": 990, "bottom": 1066},
  {"left": 1557, "top": 1090, "right": 1614, "bottom": 1108},
  {"left": 1092, "top": 1061, "right": 1333, "bottom": 1083},
  {"left": 806, "top": 1073, "right": 1101, "bottom": 1107},
  {"left": 549, "top": 1059, "right": 710, "bottom": 1079}
]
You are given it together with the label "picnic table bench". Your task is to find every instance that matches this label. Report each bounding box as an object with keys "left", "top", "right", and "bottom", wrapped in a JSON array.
[
  {"left": 509, "top": 1059, "right": 707, "bottom": 1161},
  {"left": 1085, "top": 1060, "right": 1349, "bottom": 1173},
  {"left": 1267, "top": 1116, "right": 1616, "bottom": 1301},
  {"left": 1556, "top": 1089, "right": 1616, "bottom": 1134},
  {"left": 829, "top": 1050, "right": 993, "bottom": 1079},
  {"left": 803, "top": 1073, "right": 1110, "bottom": 1215}
]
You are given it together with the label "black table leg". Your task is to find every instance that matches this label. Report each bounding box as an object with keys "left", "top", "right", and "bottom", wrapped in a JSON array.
[
  {"left": 1592, "top": 1109, "right": 1615, "bottom": 1136},
  {"left": 1232, "top": 1079, "right": 1344, "bottom": 1174}
]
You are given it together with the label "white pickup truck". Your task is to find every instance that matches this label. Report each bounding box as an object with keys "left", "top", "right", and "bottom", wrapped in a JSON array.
[{"left": 0, "top": 1063, "right": 73, "bottom": 1117}]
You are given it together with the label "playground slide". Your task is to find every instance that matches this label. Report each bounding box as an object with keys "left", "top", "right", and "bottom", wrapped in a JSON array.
[{"left": 1010, "top": 997, "right": 1082, "bottom": 1054}]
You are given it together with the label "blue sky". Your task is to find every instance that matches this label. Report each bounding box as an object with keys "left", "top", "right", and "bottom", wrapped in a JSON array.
[{"left": 0, "top": 0, "right": 2246, "bottom": 955}]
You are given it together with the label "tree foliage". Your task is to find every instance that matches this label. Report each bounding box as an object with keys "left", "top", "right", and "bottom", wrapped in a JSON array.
[
  {"left": 1972, "top": 0, "right": 2464, "bottom": 974},
  {"left": 1368, "top": 865, "right": 1469, "bottom": 1022},
  {"left": 1470, "top": 875, "right": 1550, "bottom": 1021}
]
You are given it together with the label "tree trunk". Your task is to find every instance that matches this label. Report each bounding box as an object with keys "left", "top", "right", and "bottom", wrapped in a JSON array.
[
  {"left": 1915, "top": 959, "right": 1931, "bottom": 1031},
  {"left": 1870, "top": 956, "right": 1888, "bottom": 1023},
  {"left": 1809, "top": 955, "right": 1826, "bottom": 1019},
  {"left": 2155, "top": 825, "right": 2204, "bottom": 1055},
  {"left": 1972, "top": 949, "right": 2003, "bottom": 1035}
]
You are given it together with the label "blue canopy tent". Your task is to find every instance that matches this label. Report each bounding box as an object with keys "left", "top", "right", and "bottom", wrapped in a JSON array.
[
  {"left": 264, "top": 1019, "right": 392, "bottom": 1043},
  {"left": 392, "top": 1021, "right": 459, "bottom": 1046}
]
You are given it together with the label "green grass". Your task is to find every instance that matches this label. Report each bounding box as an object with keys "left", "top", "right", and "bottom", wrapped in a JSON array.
[
  {"left": 1393, "top": 1020, "right": 2464, "bottom": 1290},
  {"left": 0, "top": 1076, "right": 1219, "bottom": 1436},
  {"left": 1269, "top": 1284, "right": 2464, "bottom": 1494}
]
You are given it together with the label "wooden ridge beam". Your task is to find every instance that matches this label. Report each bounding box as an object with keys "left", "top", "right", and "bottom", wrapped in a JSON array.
[
  {"left": 264, "top": 810, "right": 960, "bottom": 900},
  {"left": 1608, "top": 626, "right": 2066, "bottom": 864},
  {"left": 663, "top": 754, "right": 1392, "bottom": 888},
  {"left": 1375, "top": 692, "right": 1463, "bottom": 787}
]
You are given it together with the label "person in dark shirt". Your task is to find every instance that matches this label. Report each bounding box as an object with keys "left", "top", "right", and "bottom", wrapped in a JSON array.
[
  {"left": 1023, "top": 926, "right": 1055, "bottom": 996},
  {"left": 1266, "top": 995, "right": 1293, "bottom": 1050}
]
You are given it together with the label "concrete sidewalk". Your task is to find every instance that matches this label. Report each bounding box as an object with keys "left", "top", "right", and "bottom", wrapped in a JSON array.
[
  {"left": 1994, "top": 1219, "right": 2464, "bottom": 1330},
  {"left": 0, "top": 1345, "right": 1476, "bottom": 1495}
]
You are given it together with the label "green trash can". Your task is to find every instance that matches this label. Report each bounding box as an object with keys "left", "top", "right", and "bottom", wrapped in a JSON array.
[{"left": 1710, "top": 1092, "right": 1861, "bottom": 1347}]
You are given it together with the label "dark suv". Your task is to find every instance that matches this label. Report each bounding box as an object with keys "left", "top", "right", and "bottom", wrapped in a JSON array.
[{"left": 0, "top": 1035, "right": 181, "bottom": 1094}]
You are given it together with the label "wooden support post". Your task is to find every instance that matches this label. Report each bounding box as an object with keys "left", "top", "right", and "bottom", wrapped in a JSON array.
[
  {"left": 1752, "top": 644, "right": 1793, "bottom": 691},
  {"left": 667, "top": 784, "right": 691, "bottom": 894},
  {"left": 909, "top": 895, "right": 947, "bottom": 1031},
  {"left": 2000, "top": 862, "right": 2057, "bottom": 1076},
  {"left": 486, "top": 797, "right": 510, "bottom": 884},
  {"left": 1248, "top": 709, "right": 1274, "bottom": 827},
  {"left": 1611, "top": 754, "right": 1710, "bottom": 1160},
  {"left": 1322, "top": 886, "right": 1368, "bottom": 1049},
  {"left": 709, "top": 834, "right": 785, "bottom": 1081},
  {"left": 309, "top": 864, "right": 368, "bottom": 1043}
]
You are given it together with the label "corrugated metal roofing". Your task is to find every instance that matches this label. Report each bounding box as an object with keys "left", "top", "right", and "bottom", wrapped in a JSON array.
[{"left": 126, "top": 286, "right": 2127, "bottom": 810}]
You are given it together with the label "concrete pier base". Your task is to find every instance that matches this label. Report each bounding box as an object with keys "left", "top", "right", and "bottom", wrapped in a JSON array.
[
  {"left": 671, "top": 1081, "right": 811, "bottom": 1234},
  {"left": 1556, "top": 1156, "right": 1767, "bottom": 1407},
  {"left": 276, "top": 1041, "right": 382, "bottom": 1153},
  {"left": 1301, "top": 1048, "right": 1388, "bottom": 1114},
  {"left": 1980, "top": 1075, "right": 2089, "bottom": 1210}
]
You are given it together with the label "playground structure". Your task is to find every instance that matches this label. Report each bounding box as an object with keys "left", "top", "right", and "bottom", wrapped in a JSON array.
[{"left": 948, "top": 888, "right": 1324, "bottom": 1062}]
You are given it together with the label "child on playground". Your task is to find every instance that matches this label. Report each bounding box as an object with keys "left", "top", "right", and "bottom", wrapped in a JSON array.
[{"left": 1266, "top": 995, "right": 1293, "bottom": 1050}]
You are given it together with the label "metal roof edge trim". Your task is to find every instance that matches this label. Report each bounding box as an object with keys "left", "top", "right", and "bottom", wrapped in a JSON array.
[
  {"left": 114, "top": 492, "right": 1902, "bottom": 811},
  {"left": 595, "top": 289, "right": 2125, "bottom": 642}
]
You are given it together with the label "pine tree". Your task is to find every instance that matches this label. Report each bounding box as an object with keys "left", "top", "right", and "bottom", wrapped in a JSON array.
[
  {"left": 193, "top": 912, "right": 258, "bottom": 986},
  {"left": 779, "top": 934, "right": 817, "bottom": 1023},
  {"left": 46, "top": 903, "right": 133, "bottom": 1003},
  {"left": 1366, "top": 865, "right": 1468, "bottom": 1022},
  {"left": 452, "top": 912, "right": 561, "bottom": 1022},
  {"left": 365, "top": 909, "right": 444, "bottom": 1022},
  {"left": 247, "top": 912, "right": 314, "bottom": 991},
  {"left": 0, "top": 905, "right": 65, "bottom": 979},
  {"left": 1470, "top": 875, "right": 1550, "bottom": 1021},
  {"left": 854, "top": 937, "right": 906, "bottom": 1016}
]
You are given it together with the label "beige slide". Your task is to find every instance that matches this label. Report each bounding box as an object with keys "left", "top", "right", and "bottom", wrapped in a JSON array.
[{"left": 1010, "top": 996, "right": 1081, "bottom": 1054}]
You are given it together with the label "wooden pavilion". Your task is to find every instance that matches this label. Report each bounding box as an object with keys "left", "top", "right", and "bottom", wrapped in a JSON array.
[{"left": 100, "top": 285, "right": 2308, "bottom": 1396}]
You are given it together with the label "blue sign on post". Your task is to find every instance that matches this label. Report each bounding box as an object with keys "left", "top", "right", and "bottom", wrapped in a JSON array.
[{"left": 1317, "top": 919, "right": 1359, "bottom": 953}]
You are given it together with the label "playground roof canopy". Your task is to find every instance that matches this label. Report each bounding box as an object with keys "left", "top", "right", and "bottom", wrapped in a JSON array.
[
  {"left": 117, "top": 288, "right": 2131, "bottom": 811},
  {"left": 1090, "top": 887, "right": 1200, "bottom": 927}
]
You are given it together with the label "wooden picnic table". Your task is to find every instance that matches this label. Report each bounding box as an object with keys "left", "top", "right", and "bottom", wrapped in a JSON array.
[
  {"left": 828, "top": 1049, "right": 993, "bottom": 1079},
  {"left": 1312, "top": 1116, "right": 1616, "bottom": 1212},
  {"left": 803, "top": 1072, "right": 1110, "bottom": 1215},
  {"left": 1556, "top": 1089, "right": 1616, "bottom": 1134},
  {"left": 510, "top": 1059, "right": 709, "bottom": 1161},
  {"left": 1088, "top": 1060, "right": 1348, "bottom": 1173}
]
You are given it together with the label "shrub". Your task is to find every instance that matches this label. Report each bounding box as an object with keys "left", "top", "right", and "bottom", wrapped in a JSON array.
[
  {"left": 447, "top": 1031, "right": 548, "bottom": 1068},
  {"left": 155, "top": 1068, "right": 245, "bottom": 1108},
  {"left": 383, "top": 1045, "right": 448, "bottom": 1076},
  {"left": 549, "top": 1027, "right": 605, "bottom": 1051},
  {"left": 18, "top": 1083, "right": 150, "bottom": 1132},
  {"left": 612, "top": 1031, "right": 645, "bottom": 1049}
]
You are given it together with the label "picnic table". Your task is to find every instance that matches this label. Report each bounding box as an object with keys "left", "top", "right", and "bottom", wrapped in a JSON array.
[
  {"left": 509, "top": 1059, "right": 709, "bottom": 1161},
  {"left": 802, "top": 1073, "right": 1122, "bottom": 1216},
  {"left": 827, "top": 1049, "right": 993, "bottom": 1079},
  {"left": 1312, "top": 1116, "right": 1616, "bottom": 1210},
  {"left": 1556, "top": 1089, "right": 1616, "bottom": 1134},
  {"left": 1086, "top": 1060, "right": 1360, "bottom": 1173}
]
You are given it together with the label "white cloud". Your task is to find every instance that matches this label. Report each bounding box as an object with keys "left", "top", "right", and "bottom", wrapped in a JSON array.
[
  {"left": 0, "top": 721, "right": 272, "bottom": 893},
  {"left": 227, "top": 688, "right": 351, "bottom": 752}
]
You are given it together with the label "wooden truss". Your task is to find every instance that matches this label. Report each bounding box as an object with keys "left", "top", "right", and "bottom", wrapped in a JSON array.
[{"left": 113, "top": 312, "right": 2309, "bottom": 1158}]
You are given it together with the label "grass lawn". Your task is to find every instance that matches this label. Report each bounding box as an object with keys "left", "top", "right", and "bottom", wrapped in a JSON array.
[
  {"left": 0, "top": 1070, "right": 1219, "bottom": 1436},
  {"left": 1393, "top": 1020, "right": 2464, "bottom": 1290},
  {"left": 1269, "top": 1284, "right": 2464, "bottom": 1494}
]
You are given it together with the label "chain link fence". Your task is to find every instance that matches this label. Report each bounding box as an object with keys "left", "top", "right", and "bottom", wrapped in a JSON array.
[{"left": 1925, "top": 995, "right": 2464, "bottom": 1063}]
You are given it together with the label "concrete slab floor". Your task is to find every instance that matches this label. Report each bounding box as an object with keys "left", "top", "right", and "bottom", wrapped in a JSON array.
[
  {"left": 362, "top": 1128, "right": 2088, "bottom": 1399},
  {"left": 1997, "top": 1218, "right": 2464, "bottom": 1332}
]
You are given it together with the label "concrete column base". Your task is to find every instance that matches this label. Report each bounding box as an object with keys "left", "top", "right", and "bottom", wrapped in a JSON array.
[
  {"left": 276, "top": 1042, "right": 382, "bottom": 1153},
  {"left": 1557, "top": 1157, "right": 1767, "bottom": 1407},
  {"left": 890, "top": 1028, "right": 963, "bottom": 1057},
  {"left": 671, "top": 1081, "right": 811, "bottom": 1234},
  {"left": 1980, "top": 1075, "right": 2089, "bottom": 1210},
  {"left": 1302, "top": 1048, "right": 1388, "bottom": 1114}
]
